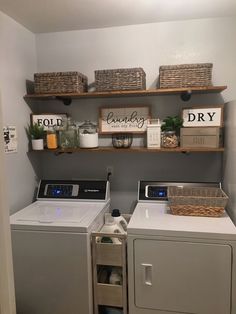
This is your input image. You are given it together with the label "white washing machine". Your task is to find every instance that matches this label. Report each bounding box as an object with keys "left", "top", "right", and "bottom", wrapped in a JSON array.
[
  {"left": 128, "top": 181, "right": 236, "bottom": 314},
  {"left": 10, "top": 179, "right": 110, "bottom": 314}
]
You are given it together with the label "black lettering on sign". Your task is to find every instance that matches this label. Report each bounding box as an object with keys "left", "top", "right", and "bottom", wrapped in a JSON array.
[
  {"left": 207, "top": 112, "right": 216, "bottom": 121},
  {"left": 198, "top": 113, "right": 205, "bottom": 122},
  {"left": 106, "top": 110, "right": 145, "bottom": 129}
]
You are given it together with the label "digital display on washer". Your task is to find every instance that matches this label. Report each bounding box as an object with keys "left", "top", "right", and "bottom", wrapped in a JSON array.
[
  {"left": 146, "top": 185, "right": 168, "bottom": 199},
  {"left": 45, "top": 184, "right": 79, "bottom": 197}
]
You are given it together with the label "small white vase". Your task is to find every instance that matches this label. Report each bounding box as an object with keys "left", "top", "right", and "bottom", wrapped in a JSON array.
[{"left": 31, "top": 139, "right": 44, "bottom": 150}]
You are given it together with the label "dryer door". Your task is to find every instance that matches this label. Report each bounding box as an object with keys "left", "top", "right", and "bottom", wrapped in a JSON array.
[{"left": 134, "top": 239, "right": 231, "bottom": 314}]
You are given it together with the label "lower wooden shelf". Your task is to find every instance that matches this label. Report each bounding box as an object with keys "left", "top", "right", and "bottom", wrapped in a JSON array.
[{"left": 31, "top": 146, "right": 224, "bottom": 154}]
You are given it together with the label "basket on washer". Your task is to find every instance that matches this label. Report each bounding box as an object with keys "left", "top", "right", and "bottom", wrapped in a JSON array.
[
  {"left": 168, "top": 186, "right": 228, "bottom": 217},
  {"left": 159, "top": 63, "right": 213, "bottom": 88},
  {"left": 34, "top": 71, "right": 88, "bottom": 94},
  {"left": 95, "top": 67, "right": 146, "bottom": 92}
]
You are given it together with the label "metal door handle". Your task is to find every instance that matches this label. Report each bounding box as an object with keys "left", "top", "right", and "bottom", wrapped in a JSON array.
[{"left": 141, "top": 263, "right": 152, "bottom": 286}]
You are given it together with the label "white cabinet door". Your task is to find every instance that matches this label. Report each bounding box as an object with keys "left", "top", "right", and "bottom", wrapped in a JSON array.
[{"left": 134, "top": 239, "right": 231, "bottom": 314}]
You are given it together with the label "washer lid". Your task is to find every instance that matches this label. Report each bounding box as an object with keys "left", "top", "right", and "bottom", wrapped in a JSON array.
[
  {"left": 128, "top": 202, "right": 236, "bottom": 240},
  {"left": 10, "top": 200, "right": 108, "bottom": 232}
]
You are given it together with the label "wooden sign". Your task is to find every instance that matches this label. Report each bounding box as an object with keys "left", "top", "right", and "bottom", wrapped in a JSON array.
[
  {"left": 31, "top": 113, "right": 67, "bottom": 130},
  {"left": 99, "top": 106, "right": 150, "bottom": 134},
  {"left": 182, "top": 106, "right": 223, "bottom": 127}
]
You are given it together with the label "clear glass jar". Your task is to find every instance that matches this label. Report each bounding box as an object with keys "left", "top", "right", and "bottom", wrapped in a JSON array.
[
  {"left": 59, "top": 117, "right": 78, "bottom": 149},
  {"left": 47, "top": 126, "right": 58, "bottom": 149},
  {"left": 161, "top": 131, "right": 179, "bottom": 148},
  {"left": 79, "top": 120, "right": 98, "bottom": 148}
]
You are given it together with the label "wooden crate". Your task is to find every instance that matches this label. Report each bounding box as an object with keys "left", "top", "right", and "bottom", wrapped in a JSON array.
[{"left": 180, "top": 127, "right": 222, "bottom": 148}]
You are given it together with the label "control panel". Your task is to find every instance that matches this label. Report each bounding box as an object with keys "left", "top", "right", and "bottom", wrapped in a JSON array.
[
  {"left": 37, "top": 180, "right": 108, "bottom": 200},
  {"left": 145, "top": 185, "right": 168, "bottom": 200},
  {"left": 139, "top": 181, "right": 220, "bottom": 201}
]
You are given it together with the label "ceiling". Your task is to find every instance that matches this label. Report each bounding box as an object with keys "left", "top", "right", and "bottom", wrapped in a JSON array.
[{"left": 0, "top": 0, "right": 236, "bottom": 34}]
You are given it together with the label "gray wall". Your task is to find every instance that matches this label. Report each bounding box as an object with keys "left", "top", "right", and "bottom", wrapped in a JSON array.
[
  {"left": 30, "top": 93, "right": 224, "bottom": 212},
  {"left": 0, "top": 11, "right": 39, "bottom": 213}
]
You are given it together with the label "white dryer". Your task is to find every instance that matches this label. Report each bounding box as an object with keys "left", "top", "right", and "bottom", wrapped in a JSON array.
[
  {"left": 10, "top": 179, "right": 110, "bottom": 314},
  {"left": 127, "top": 181, "right": 236, "bottom": 314}
]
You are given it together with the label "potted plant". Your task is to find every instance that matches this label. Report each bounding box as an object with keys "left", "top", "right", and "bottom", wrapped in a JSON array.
[
  {"left": 161, "top": 116, "right": 183, "bottom": 148},
  {"left": 26, "top": 123, "right": 45, "bottom": 150}
]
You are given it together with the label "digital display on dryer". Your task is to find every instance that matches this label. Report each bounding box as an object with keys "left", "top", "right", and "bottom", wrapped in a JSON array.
[{"left": 146, "top": 186, "right": 168, "bottom": 199}]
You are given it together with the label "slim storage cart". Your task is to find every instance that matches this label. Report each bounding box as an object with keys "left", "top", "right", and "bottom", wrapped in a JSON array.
[{"left": 91, "top": 232, "right": 128, "bottom": 314}]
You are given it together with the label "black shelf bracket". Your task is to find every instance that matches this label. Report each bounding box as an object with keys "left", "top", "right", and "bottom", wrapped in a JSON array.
[
  {"left": 180, "top": 90, "right": 192, "bottom": 101},
  {"left": 55, "top": 96, "right": 72, "bottom": 106}
]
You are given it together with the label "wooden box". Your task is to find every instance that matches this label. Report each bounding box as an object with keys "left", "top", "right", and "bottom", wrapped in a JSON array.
[{"left": 180, "top": 127, "right": 222, "bottom": 148}]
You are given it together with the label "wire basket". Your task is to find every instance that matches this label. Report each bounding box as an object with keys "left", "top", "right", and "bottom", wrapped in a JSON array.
[{"left": 168, "top": 186, "right": 228, "bottom": 217}]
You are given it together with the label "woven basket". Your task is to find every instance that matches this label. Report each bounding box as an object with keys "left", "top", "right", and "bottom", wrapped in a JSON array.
[
  {"left": 168, "top": 186, "right": 228, "bottom": 217},
  {"left": 34, "top": 71, "right": 88, "bottom": 94},
  {"left": 159, "top": 63, "right": 213, "bottom": 88},
  {"left": 95, "top": 67, "right": 146, "bottom": 92}
]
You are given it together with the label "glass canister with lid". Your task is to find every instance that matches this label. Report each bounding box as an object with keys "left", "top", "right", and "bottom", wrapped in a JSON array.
[
  {"left": 58, "top": 117, "right": 78, "bottom": 149},
  {"left": 79, "top": 120, "right": 98, "bottom": 148}
]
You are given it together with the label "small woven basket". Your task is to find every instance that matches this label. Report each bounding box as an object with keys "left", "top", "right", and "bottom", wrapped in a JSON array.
[
  {"left": 95, "top": 67, "right": 146, "bottom": 92},
  {"left": 159, "top": 63, "right": 213, "bottom": 88},
  {"left": 168, "top": 186, "right": 228, "bottom": 217},
  {"left": 34, "top": 71, "right": 88, "bottom": 94}
]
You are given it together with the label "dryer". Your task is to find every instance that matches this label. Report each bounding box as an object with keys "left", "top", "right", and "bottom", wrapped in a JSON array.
[
  {"left": 10, "top": 179, "right": 110, "bottom": 314},
  {"left": 127, "top": 181, "right": 236, "bottom": 314}
]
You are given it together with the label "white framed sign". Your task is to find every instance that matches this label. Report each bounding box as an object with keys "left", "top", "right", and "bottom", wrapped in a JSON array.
[
  {"left": 99, "top": 106, "right": 150, "bottom": 134},
  {"left": 3, "top": 126, "right": 17, "bottom": 153},
  {"left": 31, "top": 113, "right": 67, "bottom": 130},
  {"left": 182, "top": 106, "right": 223, "bottom": 127}
]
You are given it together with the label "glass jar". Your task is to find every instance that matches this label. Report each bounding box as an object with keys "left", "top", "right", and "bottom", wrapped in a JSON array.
[
  {"left": 46, "top": 126, "right": 58, "bottom": 149},
  {"left": 79, "top": 120, "right": 98, "bottom": 148},
  {"left": 112, "top": 133, "right": 133, "bottom": 148},
  {"left": 59, "top": 117, "right": 78, "bottom": 149},
  {"left": 161, "top": 131, "right": 179, "bottom": 148}
]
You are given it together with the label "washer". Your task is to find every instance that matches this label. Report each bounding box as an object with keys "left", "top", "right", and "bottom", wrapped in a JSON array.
[
  {"left": 10, "top": 179, "right": 110, "bottom": 314},
  {"left": 128, "top": 181, "right": 236, "bottom": 314}
]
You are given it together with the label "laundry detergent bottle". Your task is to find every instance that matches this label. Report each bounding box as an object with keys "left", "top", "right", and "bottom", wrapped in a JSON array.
[{"left": 111, "top": 209, "right": 127, "bottom": 233}]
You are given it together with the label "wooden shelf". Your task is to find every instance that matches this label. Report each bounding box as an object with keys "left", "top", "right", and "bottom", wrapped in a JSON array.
[
  {"left": 33, "top": 147, "right": 224, "bottom": 154},
  {"left": 24, "top": 86, "right": 227, "bottom": 102}
]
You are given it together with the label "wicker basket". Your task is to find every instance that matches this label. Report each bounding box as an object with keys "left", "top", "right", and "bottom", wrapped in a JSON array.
[
  {"left": 159, "top": 63, "right": 213, "bottom": 88},
  {"left": 168, "top": 186, "right": 228, "bottom": 217},
  {"left": 95, "top": 67, "right": 146, "bottom": 92},
  {"left": 34, "top": 71, "right": 88, "bottom": 94}
]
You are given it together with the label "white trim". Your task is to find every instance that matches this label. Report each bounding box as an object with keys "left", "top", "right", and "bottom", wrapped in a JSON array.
[{"left": 0, "top": 92, "right": 16, "bottom": 314}]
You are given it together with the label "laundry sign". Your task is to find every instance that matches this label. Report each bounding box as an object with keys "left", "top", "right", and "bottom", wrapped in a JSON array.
[
  {"left": 99, "top": 106, "right": 150, "bottom": 133},
  {"left": 182, "top": 106, "right": 223, "bottom": 127}
]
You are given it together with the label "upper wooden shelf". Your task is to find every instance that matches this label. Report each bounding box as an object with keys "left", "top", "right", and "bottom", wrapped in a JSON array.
[{"left": 24, "top": 86, "right": 227, "bottom": 103}]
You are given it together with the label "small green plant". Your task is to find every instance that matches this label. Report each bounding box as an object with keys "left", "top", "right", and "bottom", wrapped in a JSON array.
[
  {"left": 26, "top": 123, "right": 45, "bottom": 140},
  {"left": 161, "top": 116, "right": 183, "bottom": 134}
]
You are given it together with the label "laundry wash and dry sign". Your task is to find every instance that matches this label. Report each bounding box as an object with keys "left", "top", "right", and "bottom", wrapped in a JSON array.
[
  {"left": 99, "top": 106, "right": 150, "bottom": 133},
  {"left": 182, "top": 106, "right": 223, "bottom": 127}
]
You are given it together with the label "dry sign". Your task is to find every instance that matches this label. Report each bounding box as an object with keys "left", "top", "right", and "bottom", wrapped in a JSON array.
[
  {"left": 182, "top": 106, "right": 223, "bottom": 127},
  {"left": 99, "top": 106, "right": 150, "bottom": 133}
]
